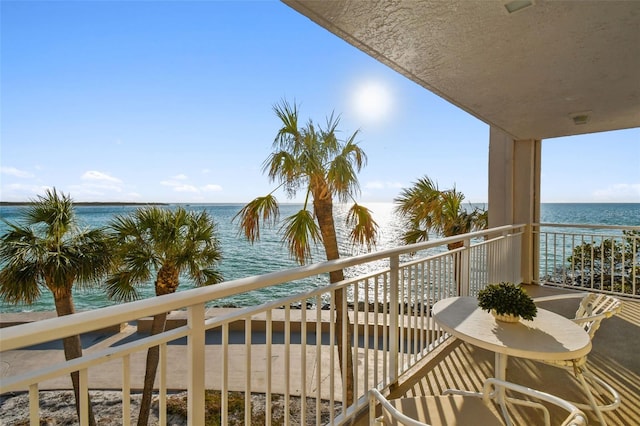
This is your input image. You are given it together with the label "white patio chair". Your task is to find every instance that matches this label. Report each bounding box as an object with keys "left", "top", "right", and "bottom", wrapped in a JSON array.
[
  {"left": 533, "top": 292, "right": 622, "bottom": 425},
  {"left": 369, "top": 378, "right": 587, "bottom": 425}
]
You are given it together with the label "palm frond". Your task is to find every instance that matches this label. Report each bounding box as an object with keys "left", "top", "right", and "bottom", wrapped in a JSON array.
[
  {"left": 474, "top": 207, "right": 489, "bottom": 230},
  {"left": 273, "top": 99, "right": 300, "bottom": 150},
  {"left": 190, "top": 268, "right": 224, "bottom": 287},
  {"left": 328, "top": 148, "right": 361, "bottom": 202},
  {"left": 280, "top": 209, "right": 322, "bottom": 265},
  {"left": 66, "top": 228, "right": 113, "bottom": 289},
  {"left": 233, "top": 196, "right": 279, "bottom": 243},
  {"left": 323, "top": 111, "right": 341, "bottom": 136},
  {"left": 105, "top": 271, "right": 141, "bottom": 302},
  {"left": 342, "top": 131, "right": 366, "bottom": 169},
  {"left": 25, "top": 188, "right": 76, "bottom": 241},
  {"left": 346, "top": 204, "right": 378, "bottom": 251},
  {"left": 394, "top": 176, "right": 440, "bottom": 217},
  {"left": 0, "top": 224, "right": 41, "bottom": 263},
  {"left": 263, "top": 150, "right": 299, "bottom": 187},
  {"left": 401, "top": 227, "right": 430, "bottom": 246},
  {"left": 0, "top": 264, "right": 42, "bottom": 305}
]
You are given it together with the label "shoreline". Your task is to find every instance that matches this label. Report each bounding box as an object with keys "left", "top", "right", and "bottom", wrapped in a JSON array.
[{"left": 0, "top": 201, "right": 169, "bottom": 206}]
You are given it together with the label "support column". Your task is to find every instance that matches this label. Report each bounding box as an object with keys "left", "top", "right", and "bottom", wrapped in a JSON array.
[{"left": 488, "top": 126, "right": 541, "bottom": 284}]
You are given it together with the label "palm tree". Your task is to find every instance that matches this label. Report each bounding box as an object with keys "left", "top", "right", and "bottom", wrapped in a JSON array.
[
  {"left": 234, "top": 99, "right": 378, "bottom": 405},
  {"left": 394, "top": 176, "right": 487, "bottom": 293},
  {"left": 394, "top": 176, "right": 487, "bottom": 249},
  {"left": 106, "top": 206, "right": 223, "bottom": 426},
  {"left": 0, "top": 189, "right": 112, "bottom": 426}
]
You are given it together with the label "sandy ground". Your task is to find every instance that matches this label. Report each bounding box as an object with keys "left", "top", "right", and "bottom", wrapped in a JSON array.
[{"left": 0, "top": 390, "right": 340, "bottom": 425}]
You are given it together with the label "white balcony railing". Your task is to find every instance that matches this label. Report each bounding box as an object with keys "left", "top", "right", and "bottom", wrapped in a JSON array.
[
  {"left": 536, "top": 223, "right": 640, "bottom": 298},
  {"left": 0, "top": 225, "right": 525, "bottom": 425}
]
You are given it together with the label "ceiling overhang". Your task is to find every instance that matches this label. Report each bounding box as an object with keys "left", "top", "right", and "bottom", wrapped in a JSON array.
[{"left": 283, "top": 0, "right": 640, "bottom": 140}]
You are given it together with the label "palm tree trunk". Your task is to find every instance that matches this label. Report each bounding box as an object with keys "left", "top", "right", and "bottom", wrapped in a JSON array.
[
  {"left": 138, "top": 266, "right": 176, "bottom": 426},
  {"left": 314, "top": 198, "right": 355, "bottom": 406},
  {"left": 53, "top": 291, "right": 97, "bottom": 426},
  {"left": 448, "top": 240, "right": 464, "bottom": 295},
  {"left": 137, "top": 312, "right": 168, "bottom": 426}
]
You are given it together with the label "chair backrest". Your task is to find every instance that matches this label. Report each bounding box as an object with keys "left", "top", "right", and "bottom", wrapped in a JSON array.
[{"left": 573, "top": 293, "right": 622, "bottom": 339}]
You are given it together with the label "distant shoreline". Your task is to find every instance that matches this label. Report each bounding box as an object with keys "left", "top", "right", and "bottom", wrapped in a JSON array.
[
  {"left": 1, "top": 202, "right": 169, "bottom": 206},
  {"left": 2, "top": 202, "right": 638, "bottom": 206}
]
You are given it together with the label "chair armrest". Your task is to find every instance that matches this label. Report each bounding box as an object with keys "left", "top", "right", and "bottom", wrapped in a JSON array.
[
  {"left": 368, "top": 388, "right": 430, "bottom": 426},
  {"left": 532, "top": 293, "right": 588, "bottom": 303},
  {"left": 483, "top": 378, "right": 587, "bottom": 426}
]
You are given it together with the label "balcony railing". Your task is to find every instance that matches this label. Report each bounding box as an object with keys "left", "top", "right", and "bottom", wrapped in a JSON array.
[
  {"left": 1, "top": 224, "right": 524, "bottom": 425},
  {"left": 536, "top": 223, "right": 640, "bottom": 298},
  {"left": 4, "top": 223, "right": 639, "bottom": 424}
]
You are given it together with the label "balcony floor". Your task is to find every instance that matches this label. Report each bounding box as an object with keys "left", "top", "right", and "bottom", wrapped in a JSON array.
[{"left": 362, "top": 285, "right": 640, "bottom": 425}]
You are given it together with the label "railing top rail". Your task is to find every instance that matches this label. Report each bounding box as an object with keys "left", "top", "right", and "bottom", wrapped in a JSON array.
[
  {"left": 535, "top": 223, "right": 640, "bottom": 231},
  {"left": 0, "top": 224, "right": 524, "bottom": 350}
]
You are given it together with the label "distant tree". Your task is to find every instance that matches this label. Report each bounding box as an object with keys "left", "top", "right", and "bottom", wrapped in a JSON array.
[
  {"left": 0, "top": 189, "right": 112, "bottom": 426},
  {"left": 566, "top": 229, "right": 639, "bottom": 294},
  {"left": 106, "top": 206, "right": 223, "bottom": 426},
  {"left": 394, "top": 177, "right": 487, "bottom": 293},
  {"left": 234, "top": 99, "right": 378, "bottom": 405},
  {"left": 394, "top": 176, "right": 487, "bottom": 248}
]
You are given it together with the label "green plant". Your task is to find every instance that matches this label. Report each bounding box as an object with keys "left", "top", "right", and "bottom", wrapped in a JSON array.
[{"left": 477, "top": 282, "right": 537, "bottom": 320}]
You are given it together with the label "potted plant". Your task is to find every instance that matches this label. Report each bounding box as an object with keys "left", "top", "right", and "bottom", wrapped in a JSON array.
[{"left": 477, "top": 282, "right": 537, "bottom": 322}]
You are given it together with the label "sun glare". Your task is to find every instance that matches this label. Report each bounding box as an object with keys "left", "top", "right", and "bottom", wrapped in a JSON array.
[{"left": 350, "top": 80, "right": 393, "bottom": 125}]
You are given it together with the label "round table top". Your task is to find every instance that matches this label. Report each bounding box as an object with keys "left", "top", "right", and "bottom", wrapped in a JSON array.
[{"left": 432, "top": 296, "right": 592, "bottom": 361}]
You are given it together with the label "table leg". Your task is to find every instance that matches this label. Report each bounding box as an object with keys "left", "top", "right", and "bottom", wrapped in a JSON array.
[
  {"left": 495, "top": 352, "right": 513, "bottom": 426},
  {"left": 444, "top": 350, "right": 513, "bottom": 425}
]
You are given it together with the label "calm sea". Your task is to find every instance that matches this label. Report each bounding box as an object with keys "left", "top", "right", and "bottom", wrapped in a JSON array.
[{"left": 1, "top": 202, "right": 638, "bottom": 313}]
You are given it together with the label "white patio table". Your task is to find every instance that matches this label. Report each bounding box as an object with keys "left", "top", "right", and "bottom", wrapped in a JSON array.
[{"left": 432, "top": 296, "right": 592, "bottom": 425}]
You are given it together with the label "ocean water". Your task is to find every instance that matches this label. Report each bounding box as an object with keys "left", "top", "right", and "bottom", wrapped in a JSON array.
[{"left": 0, "top": 202, "right": 638, "bottom": 313}]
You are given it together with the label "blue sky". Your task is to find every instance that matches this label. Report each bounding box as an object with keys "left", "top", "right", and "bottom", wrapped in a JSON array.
[{"left": 1, "top": 1, "right": 638, "bottom": 204}]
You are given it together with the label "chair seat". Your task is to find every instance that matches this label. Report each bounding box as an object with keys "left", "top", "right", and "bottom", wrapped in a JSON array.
[
  {"left": 382, "top": 394, "right": 504, "bottom": 425},
  {"left": 370, "top": 378, "right": 587, "bottom": 426}
]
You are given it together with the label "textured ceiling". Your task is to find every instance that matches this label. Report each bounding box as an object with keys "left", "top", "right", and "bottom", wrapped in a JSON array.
[{"left": 283, "top": 0, "right": 640, "bottom": 140}]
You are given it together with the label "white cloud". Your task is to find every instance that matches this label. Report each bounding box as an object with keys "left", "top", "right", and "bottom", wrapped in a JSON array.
[
  {"left": 70, "top": 182, "right": 123, "bottom": 193},
  {"left": 160, "top": 180, "right": 198, "bottom": 193},
  {"left": 592, "top": 183, "right": 640, "bottom": 202},
  {"left": 160, "top": 175, "right": 222, "bottom": 195},
  {"left": 0, "top": 166, "right": 34, "bottom": 178},
  {"left": 5, "top": 183, "right": 50, "bottom": 194},
  {"left": 365, "top": 181, "right": 385, "bottom": 190},
  {"left": 68, "top": 187, "right": 108, "bottom": 197},
  {"left": 365, "top": 180, "right": 404, "bottom": 190},
  {"left": 0, "top": 184, "right": 52, "bottom": 202},
  {"left": 82, "top": 170, "right": 122, "bottom": 183},
  {"left": 174, "top": 184, "right": 198, "bottom": 192},
  {"left": 201, "top": 184, "right": 223, "bottom": 192}
]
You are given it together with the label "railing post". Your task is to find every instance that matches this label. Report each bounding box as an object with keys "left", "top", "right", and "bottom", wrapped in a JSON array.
[
  {"left": 389, "top": 254, "right": 400, "bottom": 383},
  {"left": 460, "top": 238, "right": 471, "bottom": 296},
  {"left": 513, "top": 228, "right": 523, "bottom": 284},
  {"left": 187, "top": 303, "right": 206, "bottom": 426}
]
